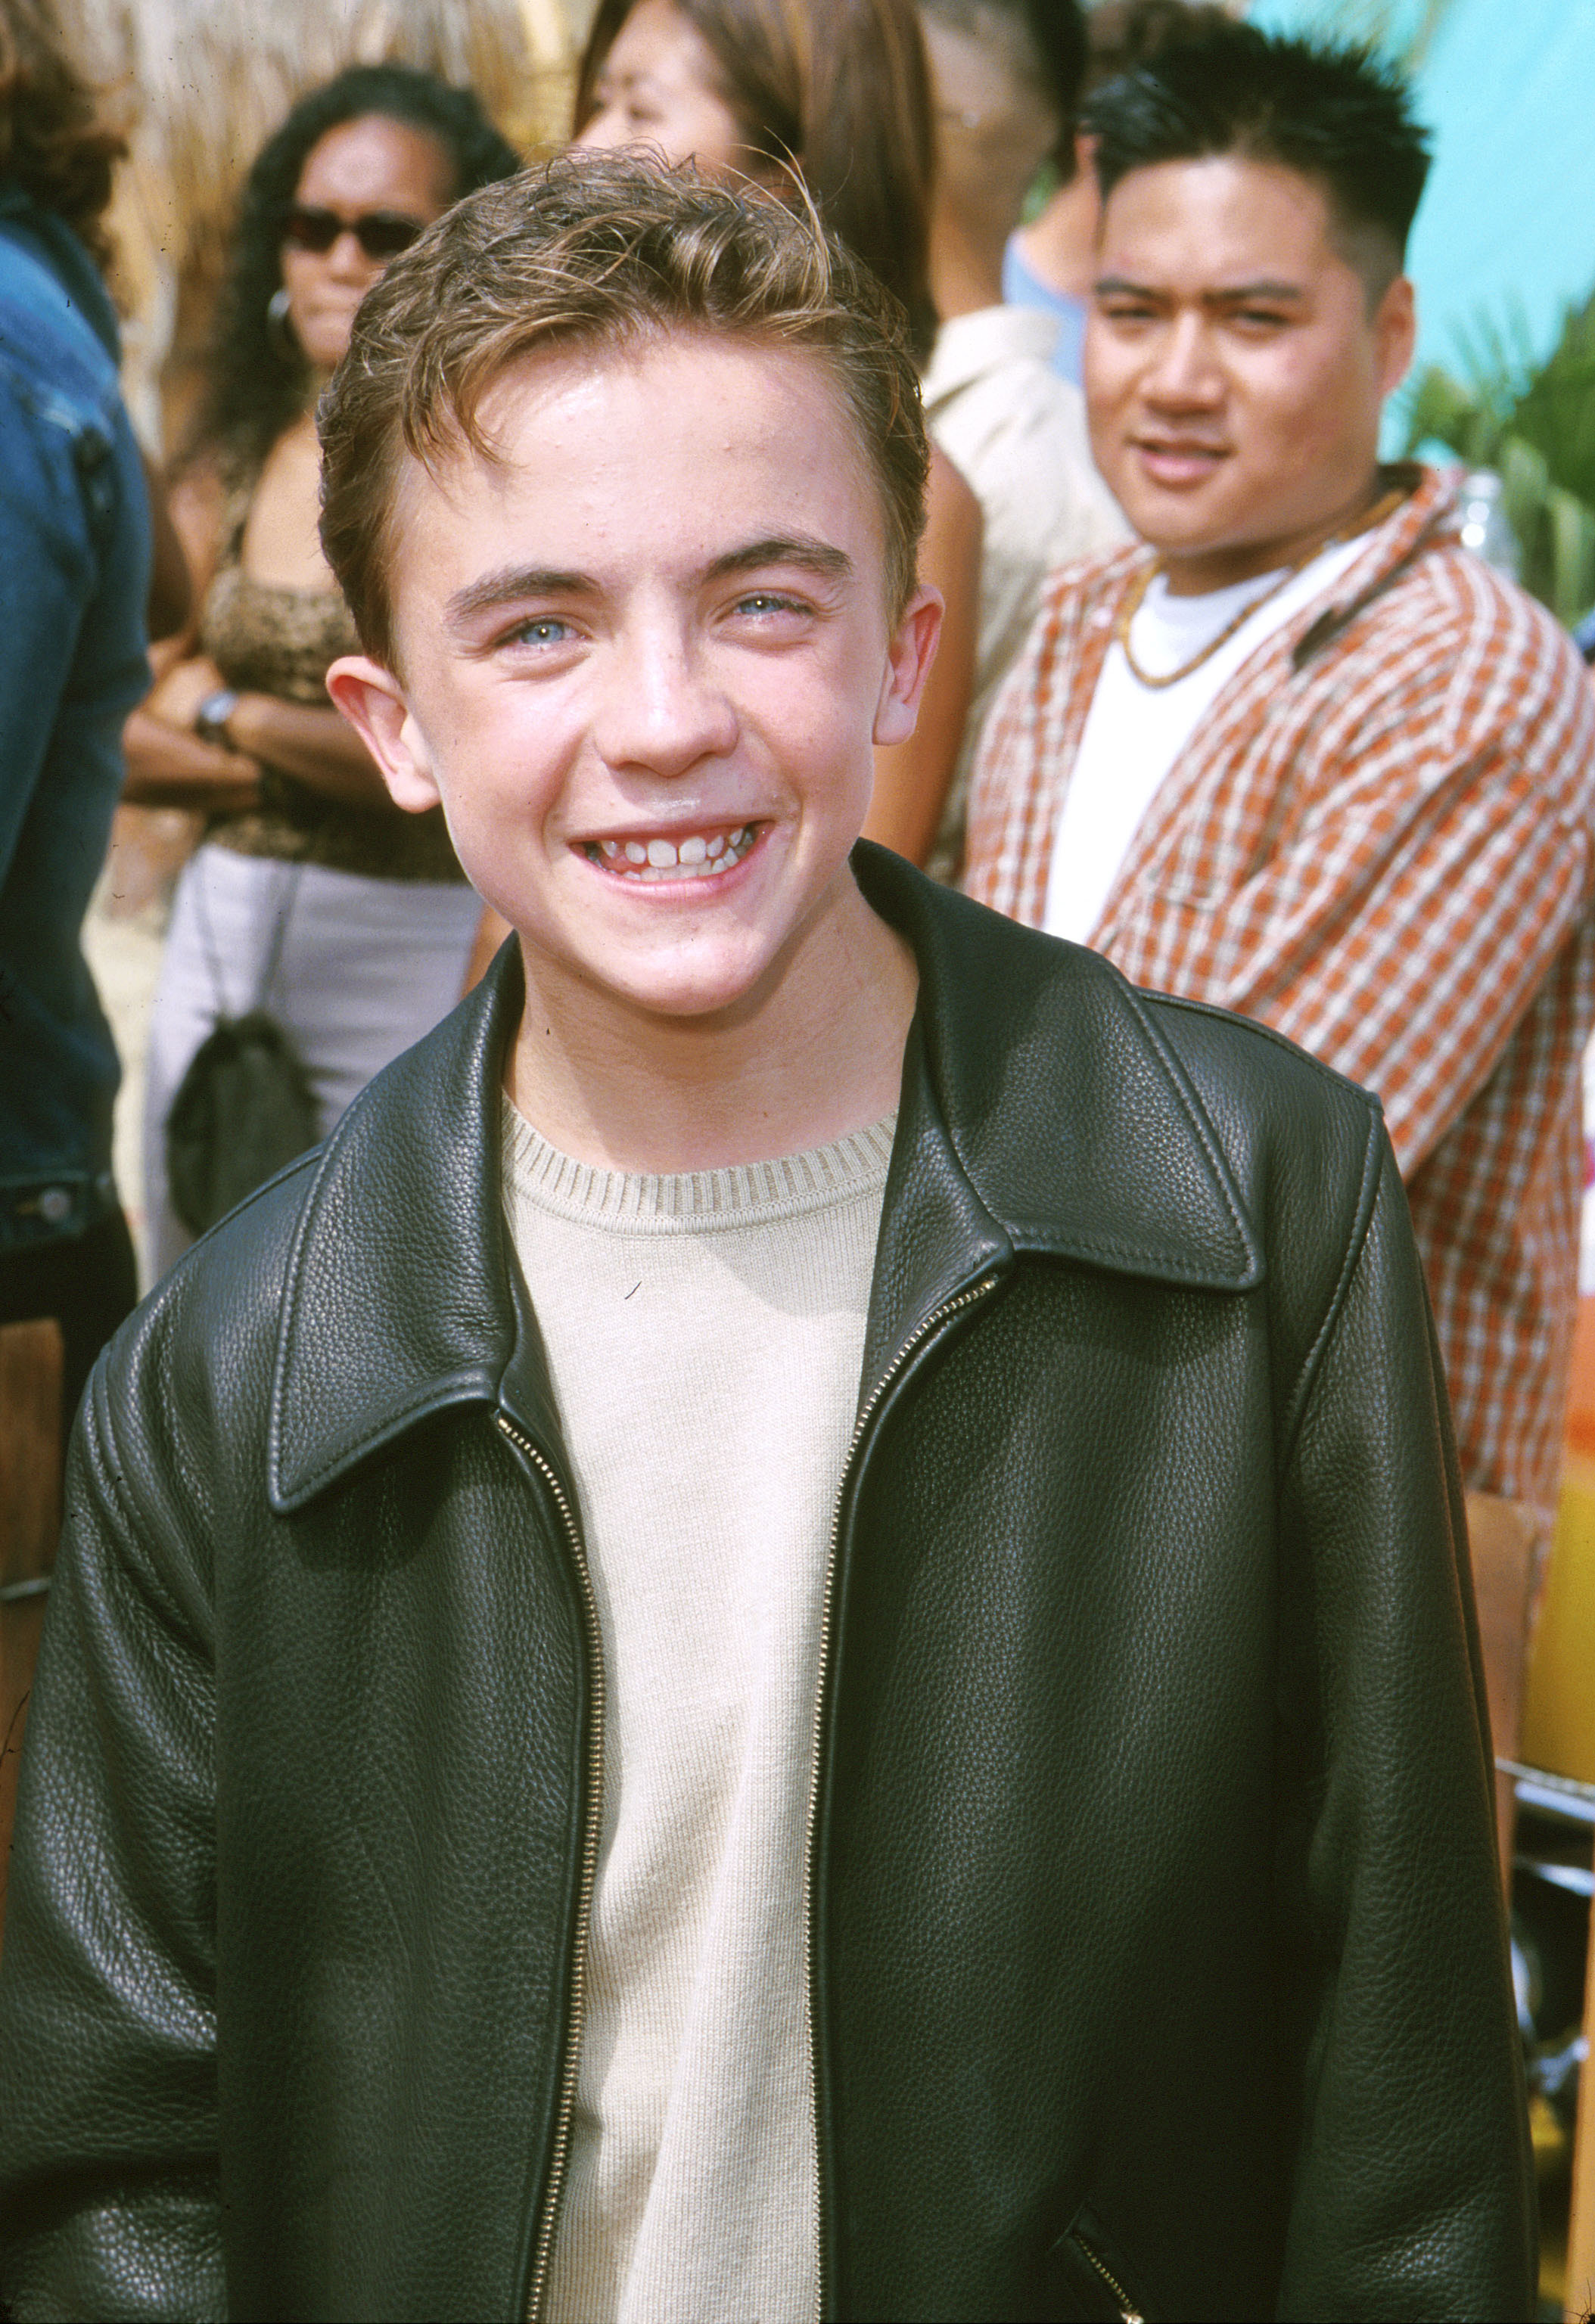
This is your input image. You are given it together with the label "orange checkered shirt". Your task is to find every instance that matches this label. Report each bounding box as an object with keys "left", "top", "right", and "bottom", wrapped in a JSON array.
[{"left": 964, "top": 468, "right": 1595, "bottom": 1517}]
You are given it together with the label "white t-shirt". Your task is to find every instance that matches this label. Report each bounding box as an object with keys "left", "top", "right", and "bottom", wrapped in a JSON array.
[{"left": 1042, "top": 534, "right": 1369, "bottom": 945}]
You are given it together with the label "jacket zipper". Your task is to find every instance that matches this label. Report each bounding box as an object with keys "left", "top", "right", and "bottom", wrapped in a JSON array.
[
  {"left": 1073, "top": 2228, "right": 1145, "bottom": 2324},
  {"left": 804, "top": 1271, "right": 1003, "bottom": 2322},
  {"left": 494, "top": 1409, "right": 606, "bottom": 2324}
]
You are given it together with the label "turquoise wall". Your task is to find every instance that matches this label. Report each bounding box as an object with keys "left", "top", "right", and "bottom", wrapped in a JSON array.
[{"left": 1250, "top": 0, "right": 1595, "bottom": 399}]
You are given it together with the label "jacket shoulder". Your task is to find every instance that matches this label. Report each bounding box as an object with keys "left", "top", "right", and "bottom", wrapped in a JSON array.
[
  {"left": 0, "top": 231, "right": 117, "bottom": 413},
  {"left": 1130, "top": 974, "right": 1388, "bottom": 1269},
  {"left": 88, "top": 1146, "right": 325, "bottom": 1488},
  {"left": 1131, "top": 983, "right": 1399, "bottom": 1436},
  {"left": 865, "top": 858, "right": 1388, "bottom": 1322},
  {"left": 919, "top": 862, "right": 1382, "bottom": 1173},
  {"left": 1138, "top": 981, "right": 1383, "bottom": 1151}
]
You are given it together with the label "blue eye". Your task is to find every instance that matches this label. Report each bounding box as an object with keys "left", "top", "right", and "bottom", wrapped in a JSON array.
[{"left": 510, "top": 617, "right": 572, "bottom": 646}]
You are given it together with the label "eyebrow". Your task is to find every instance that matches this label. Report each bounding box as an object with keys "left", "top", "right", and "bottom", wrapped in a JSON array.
[
  {"left": 443, "top": 534, "right": 854, "bottom": 635},
  {"left": 446, "top": 567, "right": 595, "bottom": 633},
  {"left": 705, "top": 535, "right": 854, "bottom": 586},
  {"left": 1095, "top": 273, "right": 1307, "bottom": 306}
]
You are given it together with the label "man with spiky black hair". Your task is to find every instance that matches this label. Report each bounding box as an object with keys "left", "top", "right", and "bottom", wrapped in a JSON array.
[{"left": 967, "top": 20, "right": 1595, "bottom": 1866}]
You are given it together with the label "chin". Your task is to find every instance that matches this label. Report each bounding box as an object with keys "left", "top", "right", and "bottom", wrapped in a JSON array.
[
  {"left": 592, "top": 942, "right": 782, "bottom": 1024},
  {"left": 1118, "top": 483, "right": 1220, "bottom": 539}
]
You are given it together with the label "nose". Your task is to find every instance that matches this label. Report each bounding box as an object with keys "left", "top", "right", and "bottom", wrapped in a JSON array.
[
  {"left": 325, "top": 227, "right": 378, "bottom": 284},
  {"left": 592, "top": 617, "right": 738, "bottom": 781},
  {"left": 1143, "top": 309, "right": 1223, "bottom": 409}
]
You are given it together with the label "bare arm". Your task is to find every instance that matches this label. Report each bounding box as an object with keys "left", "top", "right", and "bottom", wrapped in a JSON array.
[
  {"left": 863, "top": 445, "right": 982, "bottom": 867},
  {"left": 140, "top": 450, "right": 193, "bottom": 644},
  {"left": 224, "top": 688, "right": 390, "bottom": 809},
  {"left": 123, "top": 463, "right": 251, "bottom": 809},
  {"left": 120, "top": 704, "right": 262, "bottom": 816}
]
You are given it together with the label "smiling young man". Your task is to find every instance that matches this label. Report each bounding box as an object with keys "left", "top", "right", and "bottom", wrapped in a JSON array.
[
  {"left": 0, "top": 154, "right": 1534, "bottom": 2322},
  {"left": 964, "top": 24, "right": 1595, "bottom": 1860}
]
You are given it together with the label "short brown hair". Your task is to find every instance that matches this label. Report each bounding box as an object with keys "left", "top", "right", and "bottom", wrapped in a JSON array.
[
  {"left": 319, "top": 150, "right": 930, "bottom": 669},
  {"left": 576, "top": 0, "right": 937, "bottom": 361}
]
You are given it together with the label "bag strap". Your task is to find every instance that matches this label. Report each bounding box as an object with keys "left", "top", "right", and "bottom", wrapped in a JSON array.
[
  {"left": 190, "top": 854, "right": 303, "bottom": 1022},
  {"left": 255, "top": 864, "right": 302, "bottom": 1012}
]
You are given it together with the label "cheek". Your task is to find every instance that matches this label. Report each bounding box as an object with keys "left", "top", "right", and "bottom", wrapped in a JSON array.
[
  {"left": 682, "top": 94, "right": 754, "bottom": 174},
  {"left": 1084, "top": 334, "right": 1136, "bottom": 424},
  {"left": 279, "top": 249, "right": 319, "bottom": 306},
  {"left": 1083, "top": 348, "right": 1136, "bottom": 474},
  {"left": 1238, "top": 342, "right": 1357, "bottom": 455},
  {"left": 436, "top": 688, "right": 574, "bottom": 837}
]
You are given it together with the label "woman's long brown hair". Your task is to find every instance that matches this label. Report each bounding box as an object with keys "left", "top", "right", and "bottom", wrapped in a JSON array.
[{"left": 576, "top": 0, "right": 937, "bottom": 363}]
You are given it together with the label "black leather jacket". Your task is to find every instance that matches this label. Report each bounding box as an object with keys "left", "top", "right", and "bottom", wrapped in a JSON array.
[{"left": 0, "top": 850, "right": 1533, "bottom": 2322}]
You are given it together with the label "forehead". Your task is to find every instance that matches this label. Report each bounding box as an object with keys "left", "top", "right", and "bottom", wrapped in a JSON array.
[
  {"left": 603, "top": 0, "right": 721, "bottom": 91},
  {"left": 387, "top": 331, "right": 888, "bottom": 607},
  {"left": 1099, "top": 154, "right": 1344, "bottom": 282},
  {"left": 296, "top": 113, "right": 455, "bottom": 211}
]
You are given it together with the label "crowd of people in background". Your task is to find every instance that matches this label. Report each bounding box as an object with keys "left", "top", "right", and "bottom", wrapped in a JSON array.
[{"left": 4, "top": 0, "right": 1595, "bottom": 1860}]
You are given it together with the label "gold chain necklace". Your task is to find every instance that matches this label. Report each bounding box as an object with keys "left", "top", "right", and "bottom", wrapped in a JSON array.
[{"left": 1114, "top": 486, "right": 1407, "bottom": 691}]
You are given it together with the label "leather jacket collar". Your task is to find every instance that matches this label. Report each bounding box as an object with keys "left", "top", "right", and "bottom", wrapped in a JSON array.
[{"left": 268, "top": 846, "right": 1262, "bottom": 1514}]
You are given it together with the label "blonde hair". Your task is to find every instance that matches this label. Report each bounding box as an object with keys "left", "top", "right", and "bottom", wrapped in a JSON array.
[{"left": 319, "top": 148, "right": 930, "bottom": 667}]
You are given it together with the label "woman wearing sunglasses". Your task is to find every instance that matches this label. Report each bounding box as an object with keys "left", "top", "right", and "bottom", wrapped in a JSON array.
[{"left": 124, "top": 65, "right": 519, "bottom": 1279}]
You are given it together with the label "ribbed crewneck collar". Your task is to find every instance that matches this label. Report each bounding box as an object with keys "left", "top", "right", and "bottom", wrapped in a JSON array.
[{"left": 501, "top": 1095, "right": 896, "bottom": 1233}]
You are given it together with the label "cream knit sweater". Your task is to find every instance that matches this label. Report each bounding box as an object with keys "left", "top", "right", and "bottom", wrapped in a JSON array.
[{"left": 500, "top": 1099, "right": 894, "bottom": 2324}]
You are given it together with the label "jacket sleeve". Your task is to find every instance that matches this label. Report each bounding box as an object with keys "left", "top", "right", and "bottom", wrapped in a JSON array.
[
  {"left": 0, "top": 348, "right": 98, "bottom": 887},
  {"left": 1273, "top": 1126, "right": 1537, "bottom": 2319},
  {"left": 0, "top": 1356, "right": 225, "bottom": 2321}
]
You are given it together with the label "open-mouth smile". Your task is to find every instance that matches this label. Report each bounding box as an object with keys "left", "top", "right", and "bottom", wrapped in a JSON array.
[{"left": 580, "top": 824, "right": 761, "bottom": 883}]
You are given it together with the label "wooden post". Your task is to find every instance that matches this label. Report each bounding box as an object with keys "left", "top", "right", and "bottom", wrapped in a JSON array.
[
  {"left": 1567, "top": 1882, "right": 1595, "bottom": 2324},
  {"left": 0, "top": 1319, "right": 63, "bottom": 1957},
  {"left": 1465, "top": 1490, "right": 1541, "bottom": 1883}
]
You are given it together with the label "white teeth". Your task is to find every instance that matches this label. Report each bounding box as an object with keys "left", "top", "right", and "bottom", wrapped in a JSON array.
[{"left": 595, "top": 825, "right": 758, "bottom": 880}]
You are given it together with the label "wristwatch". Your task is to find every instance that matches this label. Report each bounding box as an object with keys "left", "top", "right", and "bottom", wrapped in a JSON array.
[{"left": 194, "top": 687, "right": 241, "bottom": 750}]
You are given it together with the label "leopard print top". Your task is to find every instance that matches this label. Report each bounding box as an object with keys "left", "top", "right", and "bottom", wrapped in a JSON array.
[{"left": 200, "top": 475, "right": 465, "bottom": 884}]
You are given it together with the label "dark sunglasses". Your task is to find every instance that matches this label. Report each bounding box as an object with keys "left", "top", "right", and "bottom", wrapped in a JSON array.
[{"left": 282, "top": 204, "right": 424, "bottom": 260}]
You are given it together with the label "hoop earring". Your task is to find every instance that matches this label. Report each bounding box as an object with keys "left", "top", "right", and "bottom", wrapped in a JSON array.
[{"left": 266, "top": 286, "right": 297, "bottom": 361}]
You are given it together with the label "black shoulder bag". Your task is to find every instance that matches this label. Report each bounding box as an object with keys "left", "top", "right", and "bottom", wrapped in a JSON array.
[{"left": 165, "top": 863, "right": 320, "bottom": 1236}]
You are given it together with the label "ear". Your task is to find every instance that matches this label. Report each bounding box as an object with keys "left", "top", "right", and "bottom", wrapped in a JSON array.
[
  {"left": 1373, "top": 273, "right": 1417, "bottom": 399},
  {"left": 872, "top": 585, "right": 944, "bottom": 748},
  {"left": 325, "top": 655, "right": 443, "bottom": 814}
]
